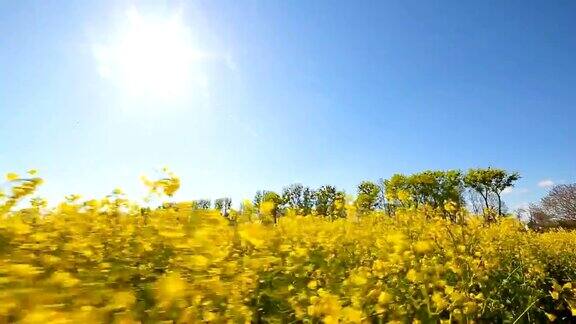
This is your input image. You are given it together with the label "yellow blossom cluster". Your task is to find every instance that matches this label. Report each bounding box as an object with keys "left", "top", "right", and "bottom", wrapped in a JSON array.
[{"left": 1, "top": 172, "right": 575, "bottom": 323}]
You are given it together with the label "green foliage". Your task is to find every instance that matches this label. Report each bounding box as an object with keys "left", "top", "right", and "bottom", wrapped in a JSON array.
[
  {"left": 281, "top": 183, "right": 315, "bottom": 215},
  {"left": 253, "top": 190, "right": 264, "bottom": 208},
  {"left": 355, "top": 181, "right": 383, "bottom": 215},
  {"left": 261, "top": 191, "right": 282, "bottom": 223},
  {"left": 192, "top": 199, "right": 211, "bottom": 210},
  {"left": 250, "top": 168, "right": 520, "bottom": 223},
  {"left": 383, "top": 174, "right": 411, "bottom": 206},
  {"left": 315, "top": 185, "right": 346, "bottom": 219},
  {"left": 383, "top": 170, "right": 464, "bottom": 218},
  {"left": 464, "top": 168, "right": 520, "bottom": 219},
  {"left": 214, "top": 197, "right": 232, "bottom": 217}
]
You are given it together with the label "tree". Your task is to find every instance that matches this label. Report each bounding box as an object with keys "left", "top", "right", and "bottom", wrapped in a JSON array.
[
  {"left": 542, "top": 184, "right": 576, "bottom": 222},
  {"left": 355, "top": 181, "right": 383, "bottom": 215},
  {"left": 383, "top": 170, "right": 464, "bottom": 218},
  {"left": 281, "top": 184, "right": 315, "bottom": 215},
  {"left": 301, "top": 187, "right": 316, "bottom": 215},
  {"left": 253, "top": 190, "right": 284, "bottom": 223},
  {"left": 468, "top": 189, "right": 509, "bottom": 215},
  {"left": 214, "top": 197, "right": 232, "bottom": 218},
  {"left": 526, "top": 205, "right": 554, "bottom": 231},
  {"left": 261, "top": 191, "right": 283, "bottom": 224},
  {"left": 377, "top": 178, "right": 391, "bottom": 214},
  {"left": 410, "top": 170, "right": 463, "bottom": 209},
  {"left": 528, "top": 184, "right": 576, "bottom": 230},
  {"left": 193, "top": 199, "right": 211, "bottom": 210},
  {"left": 253, "top": 191, "right": 264, "bottom": 208},
  {"left": 315, "top": 185, "right": 346, "bottom": 219},
  {"left": 464, "top": 168, "right": 520, "bottom": 220},
  {"left": 384, "top": 174, "right": 411, "bottom": 207}
]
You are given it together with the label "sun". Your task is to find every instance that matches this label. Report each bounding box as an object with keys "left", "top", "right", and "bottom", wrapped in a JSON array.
[{"left": 94, "top": 8, "right": 201, "bottom": 99}]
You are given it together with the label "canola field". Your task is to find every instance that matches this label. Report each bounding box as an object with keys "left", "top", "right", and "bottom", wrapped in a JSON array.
[{"left": 1, "top": 173, "right": 576, "bottom": 323}]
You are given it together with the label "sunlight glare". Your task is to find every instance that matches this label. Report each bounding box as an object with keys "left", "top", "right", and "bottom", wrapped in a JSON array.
[{"left": 95, "top": 8, "right": 201, "bottom": 99}]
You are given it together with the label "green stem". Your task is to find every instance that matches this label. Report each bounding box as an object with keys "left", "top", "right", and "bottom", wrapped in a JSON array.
[{"left": 512, "top": 297, "right": 541, "bottom": 324}]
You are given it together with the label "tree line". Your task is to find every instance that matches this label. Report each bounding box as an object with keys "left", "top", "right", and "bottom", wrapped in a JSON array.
[{"left": 192, "top": 167, "right": 521, "bottom": 223}]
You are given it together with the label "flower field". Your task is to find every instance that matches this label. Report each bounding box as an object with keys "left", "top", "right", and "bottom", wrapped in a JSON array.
[{"left": 1, "top": 174, "right": 576, "bottom": 323}]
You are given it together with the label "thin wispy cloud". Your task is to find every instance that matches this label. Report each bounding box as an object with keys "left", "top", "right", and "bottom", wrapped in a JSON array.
[
  {"left": 514, "top": 202, "right": 530, "bottom": 210},
  {"left": 502, "top": 187, "right": 528, "bottom": 195},
  {"left": 537, "top": 179, "right": 555, "bottom": 188},
  {"left": 502, "top": 187, "right": 514, "bottom": 195}
]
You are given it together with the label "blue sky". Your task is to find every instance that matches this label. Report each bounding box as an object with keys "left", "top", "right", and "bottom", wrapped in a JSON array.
[{"left": 1, "top": 0, "right": 575, "bottom": 209}]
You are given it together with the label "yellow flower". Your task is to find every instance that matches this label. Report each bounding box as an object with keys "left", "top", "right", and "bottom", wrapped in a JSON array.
[
  {"left": 431, "top": 292, "right": 448, "bottom": 310},
  {"left": 569, "top": 302, "right": 576, "bottom": 316},
  {"left": 463, "top": 301, "right": 478, "bottom": 315},
  {"left": 378, "top": 292, "right": 393, "bottom": 305},
  {"left": 156, "top": 273, "right": 188, "bottom": 303},
  {"left": 189, "top": 255, "right": 209, "bottom": 270},
  {"left": 21, "top": 310, "right": 58, "bottom": 324},
  {"left": 406, "top": 269, "right": 421, "bottom": 283},
  {"left": 308, "top": 290, "right": 341, "bottom": 318},
  {"left": 342, "top": 307, "right": 363, "bottom": 323},
  {"left": 239, "top": 223, "right": 267, "bottom": 248},
  {"left": 111, "top": 291, "right": 136, "bottom": 309},
  {"left": 397, "top": 190, "right": 411, "bottom": 203},
  {"left": 260, "top": 201, "right": 276, "bottom": 215},
  {"left": 551, "top": 290, "right": 559, "bottom": 300},
  {"left": 444, "top": 200, "right": 457, "bottom": 213},
  {"left": 8, "top": 263, "right": 42, "bottom": 278},
  {"left": 350, "top": 273, "right": 368, "bottom": 286},
  {"left": 414, "top": 240, "right": 432, "bottom": 254},
  {"left": 5, "top": 172, "right": 19, "bottom": 181},
  {"left": 0, "top": 175, "right": 575, "bottom": 322},
  {"left": 388, "top": 232, "right": 407, "bottom": 253},
  {"left": 293, "top": 247, "right": 308, "bottom": 258},
  {"left": 203, "top": 311, "right": 218, "bottom": 321},
  {"left": 49, "top": 271, "right": 80, "bottom": 288},
  {"left": 324, "top": 315, "right": 339, "bottom": 324},
  {"left": 307, "top": 280, "right": 318, "bottom": 289}
]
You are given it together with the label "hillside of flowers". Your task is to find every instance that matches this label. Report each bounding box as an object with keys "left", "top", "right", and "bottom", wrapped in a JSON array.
[{"left": 1, "top": 171, "right": 576, "bottom": 323}]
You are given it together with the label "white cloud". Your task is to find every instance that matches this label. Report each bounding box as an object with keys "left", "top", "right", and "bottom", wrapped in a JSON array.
[
  {"left": 514, "top": 202, "right": 531, "bottom": 221},
  {"left": 502, "top": 187, "right": 514, "bottom": 195},
  {"left": 514, "top": 202, "right": 530, "bottom": 210},
  {"left": 538, "top": 179, "right": 555, "bottom": 188},
  {"left": 502, "top": 187, "right": 528, "bottom": 196}
]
